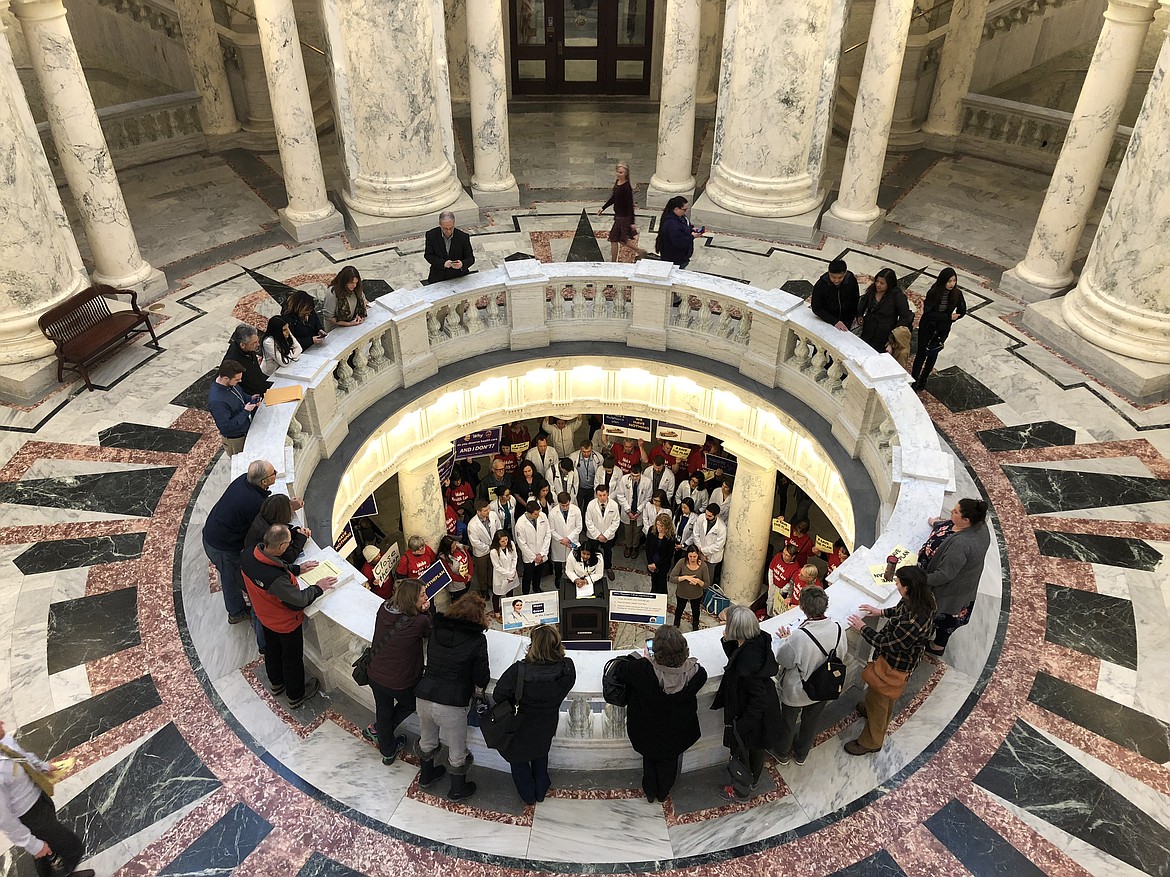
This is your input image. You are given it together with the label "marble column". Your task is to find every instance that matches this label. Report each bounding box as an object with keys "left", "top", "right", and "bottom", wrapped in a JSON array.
[
  {"left": 647, "top": 0, "right": 701, "bottom": 208},
  {"left": 317, "top": 0, "right": 478, "bottom": 242},
  {"left": 466, "top": 0, "right": 519, "bottom": 207},
  {"left": 820, "top": 0, "right": 916, "bottom": 241},
  {"left": 1023, "top": 1, "right": 1170, "bottom": 403},
  {"left": 1001, "top": 0, "right": 1157, "bottom": 302},
  {"left": 718, "top": 449, "right": 776, "bottom": 605},
  {"left": 398, "top": 455, "right": 448, "bottom": 552},
  {"left": 14, "top": 0, "right": 165, "bottom": 295},
  {"left": 0, "top": 5, "right": 87, "bottom": 388},
  {"left": 690, "top": 0, "right": 837, "bottom": 242},
  {"left": 431, "top": 0, "right": 456, "bottom": 171},
  {"left": 920, "top": 0, "right": 991, "bottom": 146},
  {"left": 252, "top": 0, "right": 343, "bottom": 241},
  {"left": 173, "top": 0, "right": 240, "bottom": 136}
]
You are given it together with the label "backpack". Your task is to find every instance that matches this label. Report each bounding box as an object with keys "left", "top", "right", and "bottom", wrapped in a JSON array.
[
  {"left": 602, "top": 655, "right": 633, "bottom": 706},
  {"left": 800, "top": 624, "right": 846, "bottom": 701}
]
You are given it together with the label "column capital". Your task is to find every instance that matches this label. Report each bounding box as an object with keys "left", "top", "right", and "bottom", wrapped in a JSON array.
[
  {"left": 10, "top": 0, "right": 67, "bottom": 22},
  {"left": 1105, "top": 0, "right": 1160, "bottom": 23}
]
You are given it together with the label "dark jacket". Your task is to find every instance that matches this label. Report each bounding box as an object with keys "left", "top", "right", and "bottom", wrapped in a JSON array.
[
  {"left": 208, "top": 381, "right": 252, "bottom": 439},
  {"left": 493, "top": 657, "right": 576, "bottom": 762},
  {"left": 239, "top": 546, "right": 323, "bottom": 633},
  {"left": 413, "top": 614, "right": 490, "bottom": 707},
  {"left": 603, "top": 180, "right": 635, "bottom": 219},
  {"left": 368, "top": 605, "right": 433, "bottom": 690},
  {"left": 810, "top": 271, "right": 860, "bottom": 328},
  {"left": 509, "top": 472, "right": 548, "bottom": 504},
  {"left": 858, "top": 286, "right": 913, "bottom": 352},
  {"left": 711, "top": 632, "right": 782, "bottom": 750},
  {"left": 424, "top": 227, "right": 476, "bottom": 283},
  {"left": 620, "top": 656, "right": 707, "bottom": 759},
  {"left": 923, "top": 523, "right": 990, "bottom": 614},
  {"left": 284, "top": 307, "right": 324, "bottom": 352},
  {"left": 245, "top": 512, "right": 307, "bottom": 565},
  {"left": 657, "top": 213, "right": 695, "bottom": 267},
  {"left": 203, "top": 475, "right": 270, "bottom": 552},
  {"left": 917, "top": 288, "right": 967, "bottom": 349},
  {"left": 225, "top": 339, "right": 271, "bottom": 397}
]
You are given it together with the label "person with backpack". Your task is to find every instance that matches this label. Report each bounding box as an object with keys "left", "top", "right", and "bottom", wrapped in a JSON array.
[
  {"left": 616, "top": 625, "right": 707, "bottom": 804},
  {"left": 773, "top": 586, "right": 843, "bottom": 765}
]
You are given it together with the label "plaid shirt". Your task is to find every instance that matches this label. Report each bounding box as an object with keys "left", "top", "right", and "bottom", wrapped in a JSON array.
[{"left": 860, "top": 601, "right": 935, "bottom": 673}]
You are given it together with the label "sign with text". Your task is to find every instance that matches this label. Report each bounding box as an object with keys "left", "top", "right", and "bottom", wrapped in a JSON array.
[
  {"left": 669, "top": 444, "right": 691, "bottom": 461},
  {"left": 353, "top": 495, "right": 378, "bottom": 518},
  {"left": 654, "top": 421, "right": 705, "bottom": 446},
  {"left": 867, "top": 545, "right": 918, "bottom": 589},
  {"left": 602, "top": 414, "right": 653, "bottom": 441},
  {"left": 815, "top": 535, "right": 835, "bottom": 554},
  {"left": 502, "top": 591, "right": 560, "bottom": 631},
  {"left": 333, "top": 522, "right": 354, "bottom": 557},
  {"left": 437, "top": 452, "right": 455, "bottom": 483},
  {"left": 418, "top": 559, "right": 454, "bottom": 600},
  {"left": 510, "top": 441, "right": 530, "bottom": 456},
  {"left": 454, "top": 428, "right": 502, "bottom": 460},
  {"left": 609, "top": 590, "right": 668, "bottom": 626},
  {"left": 703, "top": 453, "right": 739, "bottom": 475},
  {"left": 371, "top": 542, "right": 400, "bottom": 585},
  {"left": 772, "top": 517, "right": 792, "bottom": 537}
]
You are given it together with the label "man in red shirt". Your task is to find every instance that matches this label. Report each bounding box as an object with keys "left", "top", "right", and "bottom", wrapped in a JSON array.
[
  {"left": 612, "top": 437, "right": 642, "bottom": 474},
  {"left": 396, "top": 535, "right": 437, "bottom": 581},
  {"left": 445, "top": 471, "right": 475, "bottom": 509},
  {"left": 766, "top": 542, "right": 801, "bottom": 617}
]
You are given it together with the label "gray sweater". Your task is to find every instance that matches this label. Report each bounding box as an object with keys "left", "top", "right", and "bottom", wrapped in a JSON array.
[
  {"left": 775, "top": 618, "right": 844, "bottom": 707},
  {"left": 923, "top": 523, "right": 991, "bottom": 614}
]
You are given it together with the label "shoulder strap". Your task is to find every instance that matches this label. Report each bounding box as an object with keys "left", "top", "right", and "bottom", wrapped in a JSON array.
[
  {"left": 370, "top": 612, "right": 412, "bottom": 660},
  {"left": 513, "top": 662, "right": 526, "bottom": 708}
]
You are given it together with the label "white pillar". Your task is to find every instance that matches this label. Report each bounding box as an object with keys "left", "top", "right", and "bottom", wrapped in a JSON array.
[
  {"left": 1001, "top": 0, "right": 1158, "bottom": 302},
  {"left": 431, "top": 0, "right": 456, "bottom": 171},
  {"left": 398, "top": 455, "right": 448, "bottom": 553},
  {"left": 466, "top": 0, "right": 519, "bottom": 208},
  {"left": 252, "top": 0, "right": 343, "bottom": 242},
  {"left": 920, "top": 0, "right": 992, "bottom": 145},
  {"left": 317, "top": 0, "right": 478, "bottom": 242},
  {"left": 0, "top": 5, "right": 87, "bottom": 386},
  {"left": 719, "top": 450, "right": 776, "bottom": 606},
  {"left": 646, "top": 0, "right": 701, "bottom": 208},
  {"left": 14, "top": 0, "right": 165, "bottom": 295},
  {"left": 173, "top": 0, "right": 240, "bottom": 137},
  {"left": 821, "top": 0, "right": 916, "bottom": 241},
  {"left": 690, "top": 0, "right": 837, "bottom": 242}
]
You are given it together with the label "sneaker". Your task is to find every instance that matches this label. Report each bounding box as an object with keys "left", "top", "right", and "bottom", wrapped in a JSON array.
[
  {"left": 718, "top": 784, "right": 750, "bottom": 802},
  {"left": 288, "top": 677, "right": 320, "bottom": 709},
  {"left": 381, "top": 734, "right": 408, "bottom": 765},
  {"left": 775, "top": 752, "right": 790, "bottom": 766},
  {"left": 228, "top": 610, "right": 251, "bottom": 624},
  {"left": 794, "top": 753, "right": 807, "bottom": 766},
  {"left": 362, "top": 724, "right": 379, "bottom": 745},
  {"left": 267, "top": 682, "right": 286, "bottom": 697}
]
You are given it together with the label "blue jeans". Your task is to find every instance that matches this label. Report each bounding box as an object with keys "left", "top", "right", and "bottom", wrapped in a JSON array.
[{"left": 203, "top": 537, "right": 265, "bottom": 651}]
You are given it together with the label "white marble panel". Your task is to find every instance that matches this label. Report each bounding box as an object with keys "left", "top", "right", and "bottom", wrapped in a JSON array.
[
  {"left": 527, "top": 797, "right": 673, "bottom": 862},
  {"left": 667, "top": 793, "right": 809, "bottom": 857},
  {"left": 388, "top": 794, "right": 533, "bottom": 856}
]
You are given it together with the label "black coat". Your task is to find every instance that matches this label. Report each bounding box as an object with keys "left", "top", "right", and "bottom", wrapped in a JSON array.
[
  {"left": 225, "top": 339, "right": 271, "bottom": 398},
  {"left": 493, "top": 658, "right": 576, "bottom": 763},
  {"left": 657, "top": 213, "right": 695, "bottom": 266},
  {"left": 810, "top": 271, "right": 860, "bottom": 328},
  {"left": 424, "top": 227, "right": 476, "bottom": 283},
  {"left": 284, "top": 307, "right": 324, "bottom": 351},
  {"left": 619, "top": 657, "right": 707, "bottom": 759},
  {"left": 857, "top": 286, "right": 913, "bottom": 353},
  {"left": 711, "top": 633, "right": 782, "bottom": 750},
  {"left": 413, "top": 614, "right": 490, "bottom": 707}
]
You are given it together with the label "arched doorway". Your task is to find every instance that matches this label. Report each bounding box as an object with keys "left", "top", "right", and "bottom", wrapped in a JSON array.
[{"left": 509, "top": 0, "right": 655, "bottom": 95}]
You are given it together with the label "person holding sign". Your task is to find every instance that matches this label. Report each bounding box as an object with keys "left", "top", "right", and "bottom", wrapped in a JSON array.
[
  {"left": 786, "top": 520, "right": 815, "bottom": 567},
  {"left": 515, "top": 502, "right": 552, "bottom": 595},
  {"left": 564, "top": 541, "right": 606, "bottom": 599},
  {"left": 542, "top": 416, "right": 583, "bottom": 459},
  {"left": 826, "top": 539, "right": 850, "bottom": 575},
  {"left": 585, "top": 484, "right": 621, "bottom": 581},
  {"left": 438, "top": 536, "right": 473, "bottom": 602},
  {"left": 766, "top": 543, "right": 801, "bottom": 618},
  {"left": 489, "top": 530, "right": 519, "bottom": 613},
  {"left": 397, "top": 536, "right": 437, "bottom": 584},
  {"left": 548, "top": 492, "right": 583, "bottom": 585}
]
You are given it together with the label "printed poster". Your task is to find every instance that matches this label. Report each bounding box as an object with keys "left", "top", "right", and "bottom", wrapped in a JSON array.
[{"left": 502, "top": 591, "right": 560, "bottom": 631}]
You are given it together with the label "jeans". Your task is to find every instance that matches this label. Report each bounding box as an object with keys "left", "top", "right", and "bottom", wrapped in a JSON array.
[
  {"left": 18, "top": 792, "right": 85, "bottom": 877},
  {"left": 912, "top": 329, "right": 944, "bottom": 388},
  {"left": 642, "top": 755, "right": 680, "bottom": 801},
  {"left": 261, "top": 623, "right": 306, "bottom": 700},
  {"left": 777, "top": 700, "right": 829, "bottom": 760},
  {"left": 509, "top": 756, "right": 551, "bottom": 804},
  {"left": 370, "top": 679, "right": 415, "bottom": 757},
  {"left": 417, "top": 698, "right": 471, "bottom": 770},
  {"left": 205, "top": 538, "right": 265, "bottom": 651}
]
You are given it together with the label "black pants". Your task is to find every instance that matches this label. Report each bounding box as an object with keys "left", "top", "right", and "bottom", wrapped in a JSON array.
[
  {"left": 777, "top": 700, "right": 829, "bottom": 761},
  {"left": 912, "top": 331, "right": 943, "bottom": 387},
  {"left": 521, "top": 561, "right": 543, "bottom": 595},
  {"left": 509, "top": 756, "right": 551, "bottom": 804},
  {"left": 674, "top": 597, "right": 701, "bottom": 630},
  {"left": 370, "top": 679, "right": 416, "bottom": 757},
  {"left": 596, "top": 538, "right": 614, "bottom": 572},
  {"left": 262, "top": 623, "right": 306, "bottom": 700},
  {"left": 642, "top": 755, "right": 680, "bottom": 801},
  {"left": 18, "top": 792, "right": 85, "bottom": 877},
  {"left": 710, "top": 560, "right": 723, "bottom": 586},
  {"left": 733, "top": 748, "right": 767, "bottom": 794}
]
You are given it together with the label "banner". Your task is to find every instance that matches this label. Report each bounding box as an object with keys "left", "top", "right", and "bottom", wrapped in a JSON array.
[
  {"left": 654, "top": 421, "right": 706, "bottom": 446},
  {"left": 609, "top": 590, "right": 668, "bottom": 625},
  {"left": 454, "top": 428, "right": 502, "bottom": 460},
  {"left": 502, "top": 591, "right": 560, "bottom": 631},
  {"left": 602, "top": 414, "right": 653, "bottom": 441},
  {"left": 772, "top": 517, "right": 791, "bottom": 537},
  {"left": 437, "top": 452, "right": 455, "bottom": 483},
  {"left": 815, "top": 535, "right": 835, "bottom": 555},
  {"left": 418, "top": 559, "right": 454, "bottom": 600},
  {"left": 352, "top": 495, "right": 378, "bottom": 518},
  {"left": 372, "top": 542, "right": 400, "bottom": 585},
  {"left": 704, "top": 453, "right": 738, "bottom": 475}
]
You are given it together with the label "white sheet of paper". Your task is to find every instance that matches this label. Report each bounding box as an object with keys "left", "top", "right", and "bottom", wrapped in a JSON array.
[{"left": 575, "top": 581, "right": 594, "bottom": 598}]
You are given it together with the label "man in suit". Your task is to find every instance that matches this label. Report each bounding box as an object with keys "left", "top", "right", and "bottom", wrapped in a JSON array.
[{"left": 424, "top": 211, "right": 475, "bottom": 284}]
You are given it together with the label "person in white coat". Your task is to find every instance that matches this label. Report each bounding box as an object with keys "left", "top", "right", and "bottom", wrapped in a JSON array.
[
  {"left": 645, "top": 455, "right": 676, "bottom": 501},
  {"left": 467, "top": 499, "right": 501, "bottom": 593},
  {"left": 514, "top": 501, "right": 552, "bottom": 595},
  {"left": 564, "top": 541, "right": 606, "bottom": 599},
  {"left": 489, "top": 530, "right": 519, "bottom": 613},
  {"left": 674, "top": 472, "right": 708, "bottom": 513},
  {"left": 548, "top": 491, "right": 583, "bottom": 584},
  {"left": 585, "top": 484, "right": 621, "bottom": 581},
  {"left": 616, "top": 464, "right": 648, "bottom": 558},
  {"left": 641, "top": 489, "right": 671, "bottom": 536},
  {"left": 672, "top": 496, "right": 699, "bottom": 565},
  {"left": 547, "top": 458, "right": 579, "bottom": 508},
  {"left": 716, "top": 479, "right": 734, "bottom": 526},
  {"left": 525, "top": 436, "right": 560, "bottom": 476},
  {"left": 542, "top": 416, "right": 583, "bottom": 459},
  {"left": 692, "top": 502, "right": 727, "bottom": 584}
]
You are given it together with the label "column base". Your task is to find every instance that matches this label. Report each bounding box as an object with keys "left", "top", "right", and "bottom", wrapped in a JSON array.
[
  {"left": 278, "top": 206, "right": 346, "bottom": 243},
  {"left": 1022, "top": 298, "right": 1170, "bottom": 404},
  {"left": 0, "top": 354, "right": 62, "bottom": 404},
  {"left": 645, "top": 180, "right": 696, "bottom": 210},
  {"left": 471, "top": 182, "right": 520, "bottom": 209},
  {"left": 689, "top": 192, "right": 825, "bottom": 244},
  {"left": 998, "top": 266, "right": 1073, "bottom": 304},
  {"left": 819, "top": 205, "right": 886, "bottom": 242},
  {"left": 920, "top": 130, "right": 958, "bottom": 154},
  {"left": 93, "top": 265, "right": 169, "bottom": 304},
  {"left": 341, "top": 189, "right": 481, "bottom": 244}
]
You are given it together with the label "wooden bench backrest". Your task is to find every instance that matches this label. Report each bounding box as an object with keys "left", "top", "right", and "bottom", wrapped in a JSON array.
[{"left": 39, "top": 286, "right": 118, "bottom": 343}]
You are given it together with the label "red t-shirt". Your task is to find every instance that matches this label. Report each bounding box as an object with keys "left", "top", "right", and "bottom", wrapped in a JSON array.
[
  {"left": 497, "top": 451, "right": 519, "bottom": 476},
  {"left": 685, "top": 447, "right": 708, "bottom": 475},
  {"left": 788, "top": 575, "right": 822, "bottom": 609},
  {"left": 445, "top": 505, "right": 459, "bottom": 535},
  {"left": 396, "top": 545, "right": 437, "bottom": 580},
  {"left": 787, "top": 533, "right": 814, "bottom": 567},
  {"left": 826, "top": 549, "right": 848, "bottom": 575},
  {"left": 768, "top": 555, "right": 801, "bottom": 594},
  {"left": 447, "top": 482, "right": 475, "bottom": 508},
  {"left": 612, "top": 444, "right": 641, "bottom": 474}
]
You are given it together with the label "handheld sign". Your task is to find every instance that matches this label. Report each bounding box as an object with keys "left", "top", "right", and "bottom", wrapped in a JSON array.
[
  {"left": 772, "top": 517, "right": 791, "bottom": 537},
  {"left": 704, "top": 453, "right": 738, "bottom": 475},
  {"left": 454, "top": 428, "right": 502, "bottom": 460},
  {"left": 418, "top": 559, "right": 454, "bottom": 600},
  {"left": 815, "top": 535, "right": 835, "bottom": 554},
  {"left": 602, "top": 414, "right": 653, "bottom": 441}
]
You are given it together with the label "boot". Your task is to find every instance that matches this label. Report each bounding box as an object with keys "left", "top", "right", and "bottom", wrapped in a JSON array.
[
  {"left": 418, "top": 750, "right": 447, "bottom": 789},
  {"left": 447, "top": 771, "right": 477, "bottom": 802}
]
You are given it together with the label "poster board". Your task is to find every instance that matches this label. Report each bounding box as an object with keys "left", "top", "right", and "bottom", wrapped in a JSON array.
[
  {"left": 502, "top": 591, "right": 560, "bottom": 631},
  {"left": 609, "top": 590, "right": 668, "bottom": 625},
  {"left": 602, "top": 414, "right": 653, "bottom": 441}
]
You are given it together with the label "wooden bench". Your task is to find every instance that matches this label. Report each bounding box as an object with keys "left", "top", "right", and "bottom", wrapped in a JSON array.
[{"left": 38, "top": 285, "right": 161, "bottom": 391}]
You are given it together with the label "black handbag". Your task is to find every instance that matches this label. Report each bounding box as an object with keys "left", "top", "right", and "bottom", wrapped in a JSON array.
[
  {"left": 726, "top": 722, "right": 753, "bottom": 789},
  {"left": 351, "top": 614, "right": 409, "bottom": 686},
  {"left": 479, "top": 664, "right": 526, "bottom": 754}
]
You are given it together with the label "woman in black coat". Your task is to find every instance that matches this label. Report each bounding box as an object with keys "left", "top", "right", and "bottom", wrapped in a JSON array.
[
  {"left": 858, "top": 267, "right": 912, "bottom": 354},
  {"left": 911, "top": 267, "right": 967, "bottom": 392},
  {"left": 711, "top": 605, "right": 782, "bottom": 801},
  {"left": 644, "top": 506, "right": 677, "bottom": 595},
  {"left": 493, "top": 625, "right": 576, "bottom": 804},
  {"left": 618, "top": 625, "right": 707, "bottom": 803},
  {"left": 655, "top": 196, "right": 702, "bottom": 269}
]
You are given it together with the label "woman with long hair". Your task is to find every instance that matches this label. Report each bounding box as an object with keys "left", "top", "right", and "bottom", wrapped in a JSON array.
[
  {"left": 920, "top": 498, "right": 990, "bottom": 655},
  {"left": 260, "top": 315, "right": 302, "bottom": 375},
  {"left": 911, "top": 267, "right": 967, "bottom": 392},
  {"left": 326, "top": 265, "right": 368, "bottom": 328},
  {"left": 489, "top": 529, "right": 518, "bottom": 613},
  {"left": 845, "top": 566, "right": 936, "bottom": 755},
  {"left": 281, "top": 290, "right": 326, "bottom": 351},
  {"left": 597, "top": 161, "right": 646, "bottom": 262},
  {"left": 492, "top": 624, "right": 576, "bottom": 804},
  {"left": 668, "top": 544, "right": 709, "bottom": 630},
  {"left": 564, "top": 540, "right": 606, "bottom": 598},
  {"left": 645, "top": 511, "right": 676, "bottom": 595},
  {"left": 857, "top": 267, "right": 912, "bottom": 357},
  {"left": 245, "top": 493, "right": 309, "bottom": 563},
  {"left": 438, "top": 534, "right": 472, "bottom": 602},
  {"left": 655, "top": 196, "right": 703, "bottom": 269},
  {"left": 672, "top": 496, "right": 698, "bottom": 558}
]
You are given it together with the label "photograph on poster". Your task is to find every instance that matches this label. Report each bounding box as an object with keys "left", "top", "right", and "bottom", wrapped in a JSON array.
[{"left": 503, "top": 591, "right": 560, "bottom": 631}]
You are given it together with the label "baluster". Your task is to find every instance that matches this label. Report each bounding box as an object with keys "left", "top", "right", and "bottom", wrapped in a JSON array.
[
  {"left": 334, "top": 359, "right": 354, "bottom": 395},
  {"left": 716, "top": 305, "right": 733, "bottom": 337},
  {"left": 788, "top": 330, "right": 811, "bottom": 369},
  {"left": 826, "top": 356, "right": 847, "bottom": 394},
  {"left": 368, "top": 330, "right": 388, "bottom": 371},
  {"left": 464, "top": 299, "right": 484, "bottom": 334},
  {"left": 351, "top": 343, "right": 370, "bottom": 383},
  {"left": 603, "top": 703, "right": 626, "bottom": 738},
  {"left": 734, "top": 312, "right": 752, "bottom": 345},
  {"left": 545, "top": 286, "right": 556, "bottom": 322},
  {"left": 614, "top": 285, "right": 628, "bottom": 319},
  {"left": 488, "top": 291, "right": 502, "bottom": 326},
  {"left": 562, "top": 284, "right": 575, "bottom": 320},
  {"left": 287, "top": 414, "right": 304, "bottom": 449},
  {"left": 567, "top": 696, "right": 593, "bottom": 737},
  {"left": 442, "top": 307, "right": 465, "bottom": 337},
  {"left": 573, "top": 284, "right": 587, "bottom": 319},
  {"left": 426, "top": 309, "right": 442, "bottom": 343},
  {"left": 810, "top": 345, "right": 829, "bottom": 383},
  {"left": 594, "top": 286, "right": 610, "bottom": 320}
]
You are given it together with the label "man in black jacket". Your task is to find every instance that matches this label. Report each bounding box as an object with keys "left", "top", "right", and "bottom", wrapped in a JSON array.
[
  {"left": 424, "top": 211, "right": 475, "bottom": 284},
  {"left": 810, "top": 259, "right": 860, "bottom": 331},
  {"left": 224, "top": 324, "right": 271, "bottom": 397}
]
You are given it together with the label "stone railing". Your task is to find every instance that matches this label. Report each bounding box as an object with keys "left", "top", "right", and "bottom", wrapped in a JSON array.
[
  {"left": 37, "top": 91, "right": 205, "bottom": 179},
  {"left": 231, "top": 260, "right": 953, "bottom": 770},
  {"left": 958, "top": 93, "right": 1131, "bottom": 183},
  {"left": 92, "top": 0, "right": 182, "bottom": 38}
]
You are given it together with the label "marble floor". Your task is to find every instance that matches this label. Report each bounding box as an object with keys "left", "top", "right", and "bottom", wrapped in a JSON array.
[{"left": 3, "top": 112, "right": 1170, "bottom": 876}]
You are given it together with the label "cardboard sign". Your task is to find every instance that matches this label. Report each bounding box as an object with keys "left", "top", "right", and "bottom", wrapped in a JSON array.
[
  {"left": 867, "top": 545, "right": 918, "bottom": 588},
  {"left": 602, "top": 414, "right": 653, "bottom": 441},
  {"left": 454, "top": 428, "right": 502, "bottom": 460},
  {"left": 502, "top": 590, "right": 560, "bottom": 631},
  {"left": 669, "top": 444, "right": 691, "bottom": 461},
  {"left": 772, "top": 517, "right": 791, "bottom": 536},
  {"left": 609, "top": 590, "right": 668, "bottom": 625},
  {"left": 418, "top": 558, "right": 454, "bottom": 600},
  {"left": 815, "top": 535, "right": 835, "bottom": 554},
  {"left": 704, "top": 453, "right": 738, "bottom": 475},
  {"left": 372, "top": 542, "right": 400, "bottom": 585},
  {"left": 333, "top": 522, "right": 354, "bottom": 557},
  {"left": 437, "top": 452, "right": 455, "bottom": 483},
  {"left": 510, "top": 441, "right": 531, "bottom": 456},
  {"left": 654, "top": 421, "right": 705, "bottom": 445}
]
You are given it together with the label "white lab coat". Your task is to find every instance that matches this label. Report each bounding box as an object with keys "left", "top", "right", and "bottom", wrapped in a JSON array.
[
  {"left": 585, "top": 498, "right": 621, "bottom": 542},
  {"left": 514, "top": 512, "right": 552, "bottom": 564},
  {"left": 542, "top": 416, "right": 582, "bottom": 459},
  {"left": 493, "top": 496, "right": 518, "bottom": 532},
  {"left": 548, "top": 503, "right": 583, "bottom": 562},
  {"left": 674, "top": 483, "right": 709, "bottom": 512},
  {"left": 593, "top": 466, "right": 622, "bottom": 498},
  {"left": 467, "top": 509, "right": 501, "bottom": 558},
  {"left": 569, "top": 449, "right": 600, "bottom": 495},
  {"left": 565, "top": 552, "right": 606, "bottom": 590},
  {"left": 716, "top": 489, "right": 733, "bottom": 525},
  {"left": 546, "top": 465, "right": 579, "bottom": 503},
  {"left": 490, "top": 546, "right": 519, "bottom": 595},
  {"left": 641, "top": 500, "right": 670, "bottom": 535},
  {"left": 645, "top": 466, "right": 676, "bottom": 501},
  {"left": 616, "top": 473, "right": 648, "bottom": 526},
  {"left": 525, "top": 445, "right": 560, "bottom": 476},
  {"left": 692, "top": 515, "right": 727, "bottom": 564},
  {"left": 675, "top": 510, "right": 699, "bottom": 547}
]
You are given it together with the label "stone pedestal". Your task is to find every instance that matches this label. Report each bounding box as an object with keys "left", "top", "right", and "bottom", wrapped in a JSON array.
[
  {"left": 466, "top": 0, "right": 519, "bottom": 208},
  {"left": 14, "top": 0, "right": 165, "bottom": 297},
  {"left": 719, "top": 449, "right": 776, "bottom": 605},
  {"left": 398, "top": 453, "right": 448, "bottom": 550},
  {"left": 646, "top": 0, "right": 701, "bottom": 209},
  {"left": 821, "top": 0, "right": 916, "bottom": 242},
  {"left": 253, "top": 0, "right": 343, "bottom": 242},
  {"left": 173, "top": 0, "right": 240, "bottom": 137},
  {"left": 1001, "top": 0, "right": 1157, "bottom": 303},
  {"left": 690, "top": 0, "right": 835, "bottom": 241},
  {"left": 920, "top": 0, "right": 992, "bottom": 148}
]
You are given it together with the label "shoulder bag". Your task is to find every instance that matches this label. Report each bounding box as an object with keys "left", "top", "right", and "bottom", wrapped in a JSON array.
[
  {"left": 479, "top": 664, "right": 526, "bottom": 754},
  {"left": 351, "top": 613, "right": 411, "bottom": 686}
]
